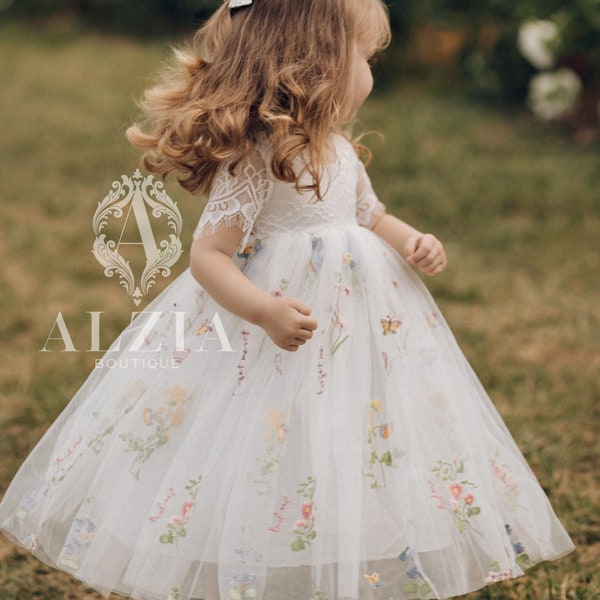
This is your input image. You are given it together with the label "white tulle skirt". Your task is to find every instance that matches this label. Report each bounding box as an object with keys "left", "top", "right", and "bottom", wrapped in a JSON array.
[{"left": 0, "top": 224, "right": 574, "bottom": 599}]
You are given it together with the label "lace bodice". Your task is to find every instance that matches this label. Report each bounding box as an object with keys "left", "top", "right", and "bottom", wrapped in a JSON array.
[{"left": 192, "top": 134, "right": 386, "bottom": 252}]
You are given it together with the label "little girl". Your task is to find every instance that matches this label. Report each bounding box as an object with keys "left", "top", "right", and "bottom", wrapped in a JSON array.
[{"left": 0, "top": 0, "right": 574, "bottom": 599}]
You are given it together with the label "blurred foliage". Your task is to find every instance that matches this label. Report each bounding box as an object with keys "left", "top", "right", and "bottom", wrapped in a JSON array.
[
  {"left": 3, "top": 0, "right": 599, "bottom": 107},
  {"left": 441, "top": 0, "right": 600, "bottom": 104},
  {"left": 2, "top": 0, "right": 219, "bottom": 35}
]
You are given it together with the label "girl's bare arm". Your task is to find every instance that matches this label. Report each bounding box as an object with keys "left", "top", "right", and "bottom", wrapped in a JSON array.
[
  {"left": 371, "top": 213, "right": 447, "bottom": 276},
  {"left": 190, "top": 225, "right": 318, "bottom": 351}
]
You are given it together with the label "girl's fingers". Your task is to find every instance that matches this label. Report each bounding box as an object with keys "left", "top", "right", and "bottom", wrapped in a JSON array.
[{"left": 421, "top": 255, "right": 447, "bottom": 276}]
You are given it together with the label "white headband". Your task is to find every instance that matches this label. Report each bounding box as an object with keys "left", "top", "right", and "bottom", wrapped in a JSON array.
[{"left": 229, "top": 0, "right": 252, "bottom": 8}]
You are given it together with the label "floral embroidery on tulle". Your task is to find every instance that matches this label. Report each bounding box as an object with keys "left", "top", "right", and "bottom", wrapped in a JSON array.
[
  {"left": 158, "top": 476, "right": 202, "bottom": 545},
  {"left": 57, "top": 515, "right": 97, "bottom": 570},
  {"left": 364, "top": 572, "right": 383, "bottom": 590},
  {"left": 491, "top": 454, "right": 521, "bottom": 509},
  {"left": 363, "top": 400, "right": 404, "bottom": 489},
  {"left": 88, "top": 380, "right": 148, "bottom": 455},
  {"left": 341, "top": 251, "right": 364, "bottom": 290},
  {"left": 167, "top": 586, "right": 180, "bottom": 600},
  {"left": 398, "top": 547, "right": 434, "bottom": 597},
  {"left": 270, "top": 277, "right": 289, "bottom": 297},
  {"left": 484, "top": 561, "right": 511, "bottom": 584},
  {"left": 229, "top": 546, "right": 263, "bottom": 600},
  {"left": 381, "top": 350, "right": 402, "bottom": 375},
  {"left": 307, "top": 236, "right": 325, "bottom": 284},
  {"left": 235, "top": 330, "right": 251, "bottom": 389},
  {"left": 138, "top": 293, "right": 208, "bottom": 355},
  {"left": 237, "top": 236, "right": 267, "bottom": 260},
  {"left": 316, "top": 345, "right": 327, "bottom": 395},
  {"left": 430, "top": 459, "right": 482, "bottom": 535},
  {"left": 249, "top": 408, "right": 290, "bottom": 495},
  {"left": 425, "top": 311, "right": 439, "bottom": 328},
  {"left": 119, "top": 384, "right": 190, "bottom": 479},
  {"left": 267, "top": 495, "right": 290, "bottom": 532},
  {"left": 147, "top": 487, "right": 176, "bottom": 523},
  {"left": 228, "top": 572, "right": 257, "bottom": 599},
  {"left": 327, "top": 269, "right": 354, "bottom": 356},
  {"left": 291, "top": 476, "right": 317, "bottom": 551},
  {"left": 505, "top": 523, "right": 534, "bottom": 569},
  {"left": 329, "top": 301, "right": 349, "bottom": 356}
]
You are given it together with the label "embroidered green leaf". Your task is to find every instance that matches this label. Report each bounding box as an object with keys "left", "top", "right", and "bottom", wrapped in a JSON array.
[
  {"left": 403, "top": 581, "right": 419, "bottom": 593},
  {"left": 467, "top": 507, "right": 481, "bottom": 517},
  {"left": 381, "top": 451, "right": 393, "bottom": 467},
  {"left": 291, "top": 538, "right": 306, "bottom": 552},
  {"left": 517, "top": 553, "right": 531, "bottom": 568},
  {"left": 420, "top": 582, "right": 433, "bottom": 595}
]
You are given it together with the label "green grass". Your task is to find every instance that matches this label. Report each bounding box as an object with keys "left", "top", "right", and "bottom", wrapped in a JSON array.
[{"left": 0, "top": 19, "right": 599, "bottom": 600}]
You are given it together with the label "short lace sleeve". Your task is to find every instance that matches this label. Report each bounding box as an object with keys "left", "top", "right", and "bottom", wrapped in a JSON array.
[
  {"left": 355, "top": 159, "right": 386, "bottom": 230},
  {"left": 193, "top": 147, "right": 273, "bottom": 252}
]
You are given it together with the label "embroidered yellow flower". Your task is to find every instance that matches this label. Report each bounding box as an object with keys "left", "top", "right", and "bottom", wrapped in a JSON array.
[
  {"left": 170, "top": 408, "right": 185, "bottom": 428},
  {"left": 370, "top": 399, "right": 382, "bottom": 412},
  {"left": 364, "top": 572, "right": 382, "bottom": 589},
  {"left": 263, "top": 410, "right": 287, "bottom": 442},
  {"left": 165, "top": 385, "right": 187, "bottom": 405}
]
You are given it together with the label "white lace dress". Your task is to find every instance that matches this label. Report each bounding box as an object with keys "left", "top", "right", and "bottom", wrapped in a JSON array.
[{"left": 0, "top": 134, "right": 574, "bottom": 600}]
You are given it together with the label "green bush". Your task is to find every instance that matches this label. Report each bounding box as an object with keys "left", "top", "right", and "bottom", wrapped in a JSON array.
[
  {"left": 3, "top": 0, "right": 219, "bottom": 35},
  {"left": 407, "top": 1, "right": 600, "bottom": 106}
]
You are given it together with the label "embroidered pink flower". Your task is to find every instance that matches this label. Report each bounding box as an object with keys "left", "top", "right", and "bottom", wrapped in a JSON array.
[
  {"left": 182, "top": 501, "right": 194, "bottom": 517},
  {"left": 294, "top": 520, "right": 306, "bottom": 530},
  {"left": 301, "top": 502, "right": 313, "bottom": 519},
  {"left": 485, "top": 570, "right": 511, "bottom": 584},
  {"left": 169, "top": 515, "right": 181, "bottom": 524},
  {"left": 448, "top": 482, "right": 463, "bottom": 498},
  {"left": 464, "top": 494, "right": 474, "bottom": 505}
]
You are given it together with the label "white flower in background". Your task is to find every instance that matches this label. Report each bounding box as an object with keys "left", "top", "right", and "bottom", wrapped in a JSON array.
[
  {"left": 528, "top": 68, "right": 583, "bottom": 120},
  {"left": 518, "top": 19, "right": 561, "bottom": 70}
]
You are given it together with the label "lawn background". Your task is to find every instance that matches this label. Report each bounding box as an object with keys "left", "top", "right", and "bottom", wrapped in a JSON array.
[{"left": 0, "top": 20, "right": 598, "bottom": 600}]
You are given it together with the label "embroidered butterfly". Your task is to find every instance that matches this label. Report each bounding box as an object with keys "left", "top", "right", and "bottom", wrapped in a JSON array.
[
  {"left": 363, "top": 572, "right": 382, "bottom": 590},
  {"left": 193, "top": 319, "right": 213, "bottom": 335},
  {"left": 380, "top": 315, "right": 401, "bottom": 335}
]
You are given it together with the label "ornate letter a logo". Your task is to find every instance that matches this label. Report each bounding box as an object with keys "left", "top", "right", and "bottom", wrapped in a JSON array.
[{"left": 92, "top": 169, "right": 183, "bottom": 306}]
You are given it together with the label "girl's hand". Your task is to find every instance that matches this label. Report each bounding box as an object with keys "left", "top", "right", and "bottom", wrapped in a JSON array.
[
  {"left": 404, "top": 234, "right": 447, "bottom": 276},
  {"left": 258, "top": 296, "right": 318, "bottom": 352}
]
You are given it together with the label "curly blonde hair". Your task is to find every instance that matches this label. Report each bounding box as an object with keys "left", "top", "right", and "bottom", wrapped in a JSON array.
[{"left": 126, "top": 0, "right": 391, "bottom": 199}]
